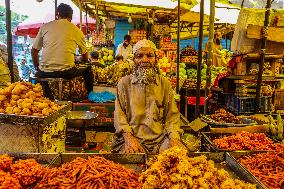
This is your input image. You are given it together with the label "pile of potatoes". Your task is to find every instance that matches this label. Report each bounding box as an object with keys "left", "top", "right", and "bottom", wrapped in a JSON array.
[{"left": 0, "top": 82, "right": 62, "bottom": 117}]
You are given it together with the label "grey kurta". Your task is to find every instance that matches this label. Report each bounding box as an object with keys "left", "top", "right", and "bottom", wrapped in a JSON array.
[{"left": 113, "top": 74, "right": 181, "bottom": 153}]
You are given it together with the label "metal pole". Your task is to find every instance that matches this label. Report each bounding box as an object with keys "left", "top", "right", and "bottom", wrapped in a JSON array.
[
  {"left": 55, "top": 0, "right": 57, "bottom": 19},
  {"left": 5, "top": 0, "right": 14, "bottom": 83},
  {"left": 204, "top": 0, "right": 215, "bottom": 115},
  {"left": 85, "top": 5, "right": 89, "bottom": 35},
  {"left": 95, "top": 1, "right": 99, "bottom": 38},
  {"left": 241, "top": 0, "right": 245, "bottom": 8},
  {"left": 255, "top": 0, "right": 272, "bottom": 113},
  {"left": 195, "top": 0, "right": 204, "bottom": 118},
  {"left": 150, "top": 11, "right": 155, "bottom": 41},
  {"left": 80, "top": 10, "right": 82, "bottom": 30},
  {"left": 176, "top": 0, "right": 180, "bottom": 94}
]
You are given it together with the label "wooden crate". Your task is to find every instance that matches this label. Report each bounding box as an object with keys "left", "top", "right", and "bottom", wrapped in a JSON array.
[
  {"left": 232, "top": 61, "right": 247, "bottom": 75},
  {"left": 274, "top": 89, "right": 284, "bottom": 109},
  {"left": 271, "top": 60, "right": 282, "bottom": 76}
]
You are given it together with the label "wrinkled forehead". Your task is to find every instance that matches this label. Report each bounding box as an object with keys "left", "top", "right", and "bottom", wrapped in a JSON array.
[{"left": 134, "top": 47, "right": 155, "bottom": 56}]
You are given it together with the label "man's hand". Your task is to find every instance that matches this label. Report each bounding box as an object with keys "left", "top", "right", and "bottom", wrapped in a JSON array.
[{"left": 122, "top": 132, "right": 144, "bottom": 153}]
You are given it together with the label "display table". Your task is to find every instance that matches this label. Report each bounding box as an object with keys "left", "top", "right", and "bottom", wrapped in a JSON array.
[{"left": 0, "top": 102, "right": 71, "bottom": 153}]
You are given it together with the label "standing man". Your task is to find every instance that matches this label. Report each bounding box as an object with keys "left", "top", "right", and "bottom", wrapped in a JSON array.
[
  {"left": 116, "top": 34, "right": 133, "bottom": 61},
  {"left": 19, "top": 59, "right": 31, "bottom": 81},
  {"left": 31, "top": 3, "right": 94, "bottom": 94},
  {"left": 204, "top": 31, "right": 225, "bottom": 67},
  {"left": 113, "top": 39, "right": 183, "bottom": 154}
]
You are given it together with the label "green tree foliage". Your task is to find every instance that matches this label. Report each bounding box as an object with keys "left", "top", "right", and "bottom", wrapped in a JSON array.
[{"left": 0, "top": 5, "right": 28, "bottom": 43}]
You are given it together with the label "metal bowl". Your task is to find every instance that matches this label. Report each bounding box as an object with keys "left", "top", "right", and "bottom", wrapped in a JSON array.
[{"left": 66, "top": 111, "right": 98, "bottom": 127}]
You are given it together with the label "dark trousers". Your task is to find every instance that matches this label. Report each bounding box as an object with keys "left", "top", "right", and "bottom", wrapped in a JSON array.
[{"left": 36, "top": 65, "right": 94, "bottom": 97}]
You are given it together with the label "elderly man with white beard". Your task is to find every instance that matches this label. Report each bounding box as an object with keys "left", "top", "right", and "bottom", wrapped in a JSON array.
[{"left": 112, "top": 39, "right": 183, "bottom": 154}]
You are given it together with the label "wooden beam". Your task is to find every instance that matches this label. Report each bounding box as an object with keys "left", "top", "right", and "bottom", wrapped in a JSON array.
[
  {"left": 247, "top": 24, "right": 284, "bottom": 43},
  {"left": 81, "top": 0, "right": 174, "bottom": 11}
]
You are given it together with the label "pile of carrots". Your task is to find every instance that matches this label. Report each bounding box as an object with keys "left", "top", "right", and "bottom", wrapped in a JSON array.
[
  {"left": 0, "top": 154, "right": 141, "bottom": 189},
  {"left": 213, "top": 131, "right": 284, "bottom": 151},
  {"left": 35, "top": 156, "right": 141, "bottom": 189},
  {"left": 239, "top": 151, "right": 284, "bottom": 189}
]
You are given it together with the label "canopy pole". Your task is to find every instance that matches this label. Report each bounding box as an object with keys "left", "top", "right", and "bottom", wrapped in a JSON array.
[
  {"left": 85, "top": 4, "right": 89, "bottom": 35},
  {"left": 79, "top": 1, "right": 82, "bottom": 30},
  {"left": 255, "top": 0, "right": 272, "bottom": 113},
  {"left": 176, "top": 0, "right": 181, "bottom": 95},
  {"left": 150, "top": 10, "right": 155, "bottom": 41},
  {"left": 204, "top": 0, "right": 215, "bottom": 115},
  {"left": 55, "top": 0, "right": 57, "bottom": 19},
  {"left": 5, "top": 0, "right": 14, "bottom": 83},
  {"left": 95, "top": 0, "right": 99, "bottom": 38},
  {"left": 195, "top": 0, "right": 205, "bottom": 118},
  {"left": 241, "top": 0, "right": 245, "bottom": 8}
]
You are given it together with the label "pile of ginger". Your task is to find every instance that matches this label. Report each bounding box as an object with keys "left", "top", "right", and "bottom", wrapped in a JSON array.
[{"left": 0, "top": 82, "right": 61, "bottom": 116}]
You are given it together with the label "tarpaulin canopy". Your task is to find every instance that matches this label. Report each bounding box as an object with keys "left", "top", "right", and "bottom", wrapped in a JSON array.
[
  {"left": 191, "top": 0, "right": 240, "bottom": 24},
  {"left": 72, "top": 0, "right": 190, "bottom": 23},
  {"left": 15, "top": 14, "right": 96, "bottom": 38},
  {"left": 170, "top": 0, "right": 239, "bottom": 39}
]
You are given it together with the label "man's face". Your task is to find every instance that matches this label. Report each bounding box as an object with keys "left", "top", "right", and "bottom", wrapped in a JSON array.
[
  {"left": 134, "top": 47, "right": 156, "bottom": 68},
  {"left": 133, "top": 47, "right": 158, "bottom": 85},
  {"left": 123, "top": 40, "right": 130, "bottom": 47},
  {"left": 216, "top": 32, "right": 222, "bottom": 40}
]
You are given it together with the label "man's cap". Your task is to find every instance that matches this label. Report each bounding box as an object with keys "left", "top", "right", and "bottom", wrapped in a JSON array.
[{"left": 133, "top": 39, "right": 157, "bottom": 55}]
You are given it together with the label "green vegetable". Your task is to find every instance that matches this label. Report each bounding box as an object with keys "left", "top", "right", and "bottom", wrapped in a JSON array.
[
  {"left": 268, "top": 115, "right": 277, "bottom": 136},
  {"left": 277, "top": 114, "right": 283, "bottom": 140}
]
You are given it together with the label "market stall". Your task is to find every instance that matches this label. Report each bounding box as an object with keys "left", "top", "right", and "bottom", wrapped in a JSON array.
[
  {"left": 0, "top": 82, "right": 71, "bottom": 153},
  {"left": 1, "top": 145, "right": 284, "bottom": 188},
  {"left": 1, "top": 0, "right": 284, "bottom": 187}
]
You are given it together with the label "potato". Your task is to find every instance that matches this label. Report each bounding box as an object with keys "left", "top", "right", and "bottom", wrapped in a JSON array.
[
  {"left": 0, "top": 95, "right": 6, "bottom": 101},
  {"left": 22, "top": 108, "right": 32, "bottom": 115}
]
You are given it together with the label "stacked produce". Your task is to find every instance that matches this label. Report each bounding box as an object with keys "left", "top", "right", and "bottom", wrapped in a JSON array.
[
  {"left": 180, "top": 46, "right": 198, "bottom": 64},
  {"left": 129, "top": 30, "right": 147, "bottom": 44},
  {"left": 139, "top": 147, "right": 256, "bottom": 189},
  {"left": 210, "top": 108, "right": 241, "bottom": 124},
  {"left": 261, "top": 85, "right": 274, "bottom": 96},
  {"left": 239, "top": 151, "right": 284, "bottom": 189},
  {"left": 0, "top": 170, "right": 21, "bottom": 189},
  {"left": 213, "top": 131, "right": 284, "bottom": 151},
  {"left": 0, "top": 82, "right": 62, "bottom": 116},
  {"left": 93, "top": 61, "right": 133, "bottom": 85},
  {"left": 160, "top": 42, "right": 177, "bottom": 51},
  {"left": 179, "top": 63, "right": 187, "bottom": 79},
  {"left": 268, "top": 114, "right": 284, "bottom": 141},
  {"left": 216, "top": 49, "right": 233, "bottom": 66},
  {"left": 0, "top": 155, "right": 46, "bottom": 188},
  {"left": 0, "top": 154, "right": 13, "bottom": 171},
  {"left": 11, "top": 159, "right": 46, "bottom": 187},
  {"left": 186, "top": 65, "right": 227, "bottom": 89},
  {"left": 35, "top": 156, "right": 141, "bottom": 189},
  {"left": 181, "top": 46, "right": 198, "bottom": 56},
  {"left": 98, "top": 47, "right": 114, "bottom": 65},
  {"left": 158, "top": 57, "right": 171, "bottom": 74}
]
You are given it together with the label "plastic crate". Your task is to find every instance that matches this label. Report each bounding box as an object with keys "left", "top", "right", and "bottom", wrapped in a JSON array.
[
  {"left": 274, "top": 89, "right": 284, "bottom": 110},
  {"left": 212, "top": 91, "right": 226, "bottom": 106},
  {"left": 225, "top": 95, "right": 271, "bottom": 115}
]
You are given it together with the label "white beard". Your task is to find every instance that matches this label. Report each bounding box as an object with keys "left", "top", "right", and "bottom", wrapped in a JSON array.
[{"left": 133, "top": 63, "right": 159, "bottom": 85}]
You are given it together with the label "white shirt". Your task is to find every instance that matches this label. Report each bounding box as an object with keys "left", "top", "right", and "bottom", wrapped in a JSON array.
[
  {"left": 116, "top": 43, "right": 132, "bottom": 60},
  {"left": 33, "top": 19, "right": 87, "bottom": 72}
]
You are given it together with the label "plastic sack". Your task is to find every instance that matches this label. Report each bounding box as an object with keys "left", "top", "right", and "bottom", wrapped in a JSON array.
[{"left": 88, "top": 91, "right": 116, "bottom": 103}]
